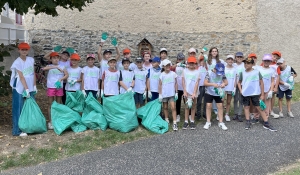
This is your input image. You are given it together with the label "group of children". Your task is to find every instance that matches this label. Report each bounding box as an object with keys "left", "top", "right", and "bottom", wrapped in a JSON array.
[{"left": 10, "top": 42, "right": 297, "bottom": 136}]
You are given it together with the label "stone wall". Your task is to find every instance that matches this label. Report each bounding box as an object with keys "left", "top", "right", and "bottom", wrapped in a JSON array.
[{"left": 28, "top": 29, "right": 259, "bottom": 65}]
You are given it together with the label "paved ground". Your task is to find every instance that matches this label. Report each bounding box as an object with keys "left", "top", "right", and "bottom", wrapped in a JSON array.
[{"left": 2, "top": 104, "right": 300, "bottom": 175}]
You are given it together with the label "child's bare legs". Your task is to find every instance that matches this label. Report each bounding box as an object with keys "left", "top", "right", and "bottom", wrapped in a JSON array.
[
  {"left": 278, "top": 98, "right": 283, "bottom": 112},
  {"left": 216, "top": 103, "right": 223, "bottom": 122},
  {"left": 226, "top": 94, "right": 232, "bottom": 114},
  {"left": 271, "top": 94, "right": 276, "bottom": 111},
  {"left": 163, "top": 102, "right": 169, "bottom": 121},
  {"left": 287, "top": 98, "right": 291, "bottom": 112},
  {"left": 56, "top": 96, "right": 62, "bottom": 104},
  {"left": 48, "top": 97, "right": 54, "bottom": 122},
  {"left": 206, "top": 103, "right": 212, "bottom": 122},
  {"left": 169, "top": 101, "right": 176, "bottom": 122},
  {"left": 184, "top": 107, "right": 189, "bottom": 122},
  {"left": 244, "top": 106, "right": 250, "bottom": 120},
  {"left": 256, "top": 106, "right": 268, "bottom": 122},
  {"left": 264, "top": 92, "right": 271, "bottom": 118},
  {"left": 135, "top": 104, "right": 140, "bottom": 109},
  {"left": 190, "top": 98, "right": 197, "bottom": 121}
]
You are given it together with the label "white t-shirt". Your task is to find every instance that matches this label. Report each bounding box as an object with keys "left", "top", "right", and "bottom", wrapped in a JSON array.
[
  {"left": 103, "top": 70, "right": 120, "bottom": 95},
  {"left": 224, "top": 66, "right": 237, "bottom": 92},
  {"left": 175, "top": 67, "right": 185, "bottom": 91},
  {"left": 198, "top": 66, "right": 207, "bottom": 87},
  {"left": 258, "top": 66, "right": 276, "bottom": 93},
  {"left": 148, "top": 68, "right": 161, "bottom": 92},
  {"left": 100, "top": 59, "right": 109, "bottom": 80},
  {"left": 66, "top": 67, "right": 82, "bottom": 91},
  {"left": 240, "top": 69, "right": 261, "bottom": 96},
  {"left": 82, "top": 66, "right": 100, "bottom": 91},
  {"left": 10, "top": 57, "right": 35, "bottom": 94},
  {"left": 205, "top": 70, "right": 226, "bottom": 96},
  {"left": 207, "top": 58, "right": 226, "bottom": 71},
  {"left": 183, "top": 69, "right": 200, "bottom": 95},
  {"left": 59, "top": 60, "right": 71, "bottom": 69},
  {"left": 160, "top": 71, "right": 177, "bottom": 98},
  {"left": 279, "top": 66, "right": 292, "bottom": 91},
  {"left": 120, "top": 70, "right": 134, "bottom": 94},
  {"left": 143, "top": 63, "right": 152, "bottom": 70},
  {"left": 47, "top": 64, "right": 66, "bottom": 88},
  {"left": 133, "top": 68, "right": 148, "bottom": 94}
]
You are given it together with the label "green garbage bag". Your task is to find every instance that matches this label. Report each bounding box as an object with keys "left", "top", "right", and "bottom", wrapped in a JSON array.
[
  {"left": 18, "top": 97, "right": 47, "bottom": 134},
  {"left": 65, "top": 91, "right": 85, "bottom": 112},
  {"left": 71, "top": 121, "right": 87, "bottom": 133},
  {"left": 51, "top": 101, "right": 85, "bottom": 135},
  {"left": 137, "top": 99, "right": 168, "bottom": 134},
  {"left": 81, "top": 93, "right": 108, "bottom": 130},
  {"left": 103, "top": 92, "right": 138, "bottom": 133}
]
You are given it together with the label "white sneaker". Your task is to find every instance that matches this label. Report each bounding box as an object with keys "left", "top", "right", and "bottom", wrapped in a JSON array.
[
  {"left": 225, "top": 114, "right": 231, "bottom": 122},
  {"left": 250, "top": 113, "right": 254, "bottom": 120},
  {"left": 19, "top": 132, "right": 28, "bottom": 137},
  {"left": 218, "top": 122, "right": 228, "bottom": 131},
  {"left": 279, "top": 111, "right": 284, "bottom": 118},
  {"left": 176, "top": 115, "right": 180, "bottom": 122},
  {"left": 203, "top": 122, "right": 211, "bottom": 130},
  {"left": 288, "top": 111, "right": 294, "bottom": 118},
  {"left": 165, "top": 118, "right": 170, "bottom": 124},
  {"left": 48, "top": 122, "right": 54, "bottom": 130},
  {"left": 270, "top": 111, "right": 280, "bottom": 119},
  {"left": 216, "top": 116, "right": 219, "bottom": 121},
  {"left": 189, "top": 115, "right": 192, "bottom": 122}
]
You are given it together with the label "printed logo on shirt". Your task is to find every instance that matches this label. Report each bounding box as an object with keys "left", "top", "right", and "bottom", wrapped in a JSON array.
[
  {"left": 211, "top": 76, "right": 222, "bottom": 83},
  {"left": 176, "top": 69, "right": 183, "bottom": 76},
  {"left": 151, "top": 74, "right": 160, "bottom": 80},
  {"left": 86, "top": 72, "right": 98, "bottom": 77},
  {"left": 106, "top": 75, "right": 118, "bottom": 82},
  {"left": 123, "top": 77, "right": 132, "bottom": 83},
  {"left": 261, "top": 72, "right": 271, "bottom": 80},
  {"left": 245, "top": 75, "right": 259, "bottom": 82},
  {"left": 69, "top": 72, "right": 79, "bottom": 78},
  {"left": 162, "top": 77, "right": 174, "bottom": 85},
  {"left": 135, "top": 73, "right": 145, "bottom": 80},
  {"left": 22, "top": 66, "right": 34, "bottom": 76},
  {"left": 225, "top": 73, "right": 235, "bottom": 79},
  {"left": 50, "top": 69, "right": 63, "bottom": 75},
  {"left": 280, "top": 72, "right": 290, "bottom": 81},
  {"left": 186, "top": 74, "right": 196, "bottom": 81}
]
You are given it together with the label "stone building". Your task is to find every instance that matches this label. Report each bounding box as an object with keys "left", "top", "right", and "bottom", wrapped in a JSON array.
[{"left": 23, "top": 0, "right": 300, "bottom": 79}]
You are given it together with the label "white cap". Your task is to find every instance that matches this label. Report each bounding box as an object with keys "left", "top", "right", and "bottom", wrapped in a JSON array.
[
  {"left": 188, "top": 48, "right": 196, "bottom": 53},
  {"left": 160, "top": 48, "right": 167, "bottom": 53},
  {"left": 161, "top": 59, "right": 172, "bottom": 66},
  {"left": 226, "top": 55, "right": 234, "bottom": 59},
  {"left": 277, "top": 58, "right": 284, "bottom": 64}
]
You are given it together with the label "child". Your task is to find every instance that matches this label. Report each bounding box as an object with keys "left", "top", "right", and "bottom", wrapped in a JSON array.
[
  {"left": 119, "top": 58, "right": 135, "bottom": 94},
  {"left": 203, "top": 63, "right": 228, "bottom": 130},
  {"left": 159, "top": 59, "right": 178, "bottom": 131},
  {"left": 233, "top": 52, "right": 245, "bottom": 122},
  {"left": 248, "top": 53, "right": 260, "bottom": 120},
  {"left": 146, "top": 57, "right": 161, "bottom": 101},
  {"left": 133, "top": 57, "right": 148, "bottom": 108},
  {"left": 257, "top": 54, "right": 276, "bottom": 119},
  {"left": 159, "top": 48, "right": 170, "bottom": 68},
  {"left": 65, "top": 53, "right": 82, "bottom": 92},
  {"left": 188, "top": 48, "right": 197, "bottom": 57},
  {"left": 81, "top": 54, "right": 100, "bottom": 99},
  {"left": 101, "top": 57, "right": 127, "bottom": 97},
  {"left": 175, "top": 53, "right": 185, "bottom": 122},
  {"left": 224, "top": 55, "right": 237, "bottom": 122},
  {"left": 277, "top": 58, "right": 297, "bottom": 118},
  {"left": 43, "top": 52, "right": 68, "bottom": 130},
  {"left": 182, "top": 56, "right": 200, "bottom": 130},
  {"left": 196, "top": 56, "right": 207, "bottom": 120},
  {"left": 143, "top": 51, "right": 152, "bottom": 70},
  {"left": 238, "top": 57, "right": 277, "bottom": 131},
  {"left": 10, "top": 43, "right": 37, "bottom": 136}
]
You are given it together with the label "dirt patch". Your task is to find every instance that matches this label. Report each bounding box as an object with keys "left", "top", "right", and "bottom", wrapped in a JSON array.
[{"left": 0, "top": 87, "right": 93, "bottom": 156}]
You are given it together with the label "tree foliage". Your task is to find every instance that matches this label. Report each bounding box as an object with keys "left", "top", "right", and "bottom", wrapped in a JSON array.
[
  {"left": 1, "top": 0, "right": 94, "bottom": 17},
  {"left": 0, "top": 43, "right": 15, "bottom": 98}
]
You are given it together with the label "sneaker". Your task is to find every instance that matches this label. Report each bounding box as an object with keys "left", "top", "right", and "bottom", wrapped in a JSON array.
[
  {"left": 263, "top": 123, "right": 277, "bottom": 132},
  {"left": 279, "top": 111, "right": 284, "bottom": 118},
  {"left": 183, "top": 122, "right": 189, "bottom": 130},
  {"left": 48, "top": 122, "right": 54, "bottom": 130},
  {"left": 225, "top": 114, "right": 231, "bottom": 122},
  {"left": 270, "top": 111, "right": 280, "bottom": 118},
  {"left": 237, "top": 115, "right": 243, "bottom": 122},
  {"left": 251, "top": 118, "right": 259, "bottom": 124},
  {"left": 19, "top": 132, "right": 28, "bottom": 137},
  {"left": 203, "top": 122, "right": 211, "bottom": 130},
  {"left": 176, "top": 115, "right": 180, "bottom": 122},
  {"left": 165, "top": 118, "right": 170, "bottom": 124},
  {"left": 288, "top": 111, "right": 294, "bottom": 118},
  {"left": 250, "top": 113, "right": 254, "bottom": 120},
  {"left": 233, "top": 114, "right": 238, "bottom": 120},
  {"left": 218, "top": 122, "right": 228, "bottom": 131},
  {"left": 213, "top": 109, "right": 218, "bottom": 115},
  {"left": 190, "top": 122, "right": 196, "bottom": 130},
  {"left": 216, "top": 116, "right": 219, "bottom": 121},
  {"left": 189, "top": 115, "right": 192, "bottom": 122},
  {"left": 245, "top": 121, "right": 251, "bottom": 130},
  {"left": 173, "top": 123, "right": 178, "bottom": 131}
]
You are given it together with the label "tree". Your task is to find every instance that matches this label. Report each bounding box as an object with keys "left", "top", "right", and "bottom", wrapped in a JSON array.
[{"left": 1, "top": 0, "right": 94, "bottom": 17}]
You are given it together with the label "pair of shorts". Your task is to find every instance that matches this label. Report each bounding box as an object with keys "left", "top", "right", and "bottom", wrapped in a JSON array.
[
  {"left": 277, "top": 88, "right": 292, "bottom": 99},
  {"left": 204, "top": 93, "right": 222, "bottom": 103},
  {"left": 134, "top": 93, "right": 144, "bottom": 105},
  {"left": 162, "top": 96, "right": 175, "bottom": 103},
  {"left": 242, "top": 95, "right": 260, "bottom": 106},
  {"left": 226, "top": 91, "right": 232, "bottom": 94},
  {"left": 47, "top": 88, "right": 64, "bottom": 97}
]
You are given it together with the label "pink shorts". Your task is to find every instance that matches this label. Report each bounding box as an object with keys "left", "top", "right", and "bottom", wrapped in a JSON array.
[{"left": 47, "top": 88, "right": 64, "bottom": 97}]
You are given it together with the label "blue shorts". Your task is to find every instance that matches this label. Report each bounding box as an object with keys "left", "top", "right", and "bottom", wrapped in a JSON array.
[
  {"left": 277, "top": 88, "right": 292, "bottom": 99},
  {"left": 134, "top": 93, "right": 144, "bottom": 105}
]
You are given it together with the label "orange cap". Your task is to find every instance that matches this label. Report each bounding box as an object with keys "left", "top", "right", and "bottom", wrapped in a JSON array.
[
  {"left": 248, "top": 53, "right": 257, "bottom": 58},
  {"left": 50, "top": 52, "right": 59, "bottom": 57},
  {"left": 199, "top": 55, "right": 204, "bottom": 61},
  {"left": 70, "top": 53, "right": 80, "bottom": 60},
  {"left": 272, "top": 51, "right": 281, "bottom": 57},
  {"left": 187, "top": 56, "right": 197, "bottom": 63},
  {"left": 18, "top": 42, "right": 30, "bottom": 50},
  {"left": 123, "top": 48, "right": 131, "bottom": 54}
]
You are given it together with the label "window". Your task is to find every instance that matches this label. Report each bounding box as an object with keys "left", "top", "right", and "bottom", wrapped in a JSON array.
[{"left": 15, "top": 13, "right": 22, "bottom": 25}]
